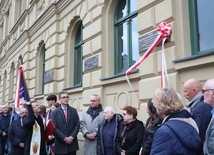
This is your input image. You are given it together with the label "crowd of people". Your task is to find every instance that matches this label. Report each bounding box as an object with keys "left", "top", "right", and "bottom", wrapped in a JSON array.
[{"left": 0, "top": 78, "right": 213, "bottom": 155}]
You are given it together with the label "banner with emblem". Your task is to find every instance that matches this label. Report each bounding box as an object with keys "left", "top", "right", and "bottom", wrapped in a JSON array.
[{"left": 14, "top": 66, "right": 30, "bottom": 109}]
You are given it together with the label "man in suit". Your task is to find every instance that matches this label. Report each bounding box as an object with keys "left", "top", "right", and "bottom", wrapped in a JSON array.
[
  {"left": 8, "top": 107, "right": 28, "bottom": 155},
  {"left": 183, "top": 78, "right": 212, "bottom": 155},
  {"left": 51, "top": 91, "right": 80, "bottom": 155},
  {"left": 202, "top": 79, "right": 214, "bottom": 155}
]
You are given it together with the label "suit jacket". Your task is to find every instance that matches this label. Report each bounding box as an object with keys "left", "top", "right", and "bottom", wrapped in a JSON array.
[
  {"left": 8, "top": 118, "right": 25, "bottom": 155},
  {"left": 51, "top": 105, "right": 80, "bottom": 154}
]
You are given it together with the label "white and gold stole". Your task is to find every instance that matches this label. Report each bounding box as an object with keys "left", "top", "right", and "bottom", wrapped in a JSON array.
[{"left": 30, "top": 121, "right": 41, "bottom": 155}]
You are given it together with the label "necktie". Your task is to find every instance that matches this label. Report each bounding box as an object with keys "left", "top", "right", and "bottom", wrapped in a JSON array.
[{"left": 63, "top": 109, "right": 68, "bottom": 123}]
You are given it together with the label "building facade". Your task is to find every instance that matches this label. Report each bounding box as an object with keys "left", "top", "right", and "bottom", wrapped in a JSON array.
[{"left": 0, "top": 0, "right": 214, "bottom": 154}]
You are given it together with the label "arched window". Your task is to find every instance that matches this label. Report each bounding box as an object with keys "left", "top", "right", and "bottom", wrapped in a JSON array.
[
  {"left": 114, "top": 0, "right": 139, "bottom": 74},
  {"left": 36, "top": 41, "right": 46, "bottom": 94},
  {"left": 2, "top": 71, "right": 7, "bottom": 102},
  {"left": 73, "top": 23, "right": 83, "bottom": 86},
  {"left": 9, "top": 63, "right": 15, "bottom": 99}
]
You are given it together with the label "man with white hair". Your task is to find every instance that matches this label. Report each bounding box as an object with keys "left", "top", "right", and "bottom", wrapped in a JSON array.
[
  {"left": 202, "top": 79, "right": 214, "bottom": 155},
  {"left": 97, "top": 106, "right": 123, "bottom": 155}
]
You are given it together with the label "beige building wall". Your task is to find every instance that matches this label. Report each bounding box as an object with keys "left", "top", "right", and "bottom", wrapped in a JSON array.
[{"left": 0, "top": 0, "right": 214, "bottom": 154}]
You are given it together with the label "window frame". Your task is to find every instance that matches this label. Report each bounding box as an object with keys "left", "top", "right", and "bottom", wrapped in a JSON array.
[
  {"left": 114, "top": 0, "right": 138, "bottom": 75},
  {"left": 188, "top": 0, "right": 214, "bottom": 54},
  {"left": 73, "top": 23, "right": 83, "bottom": 86}
]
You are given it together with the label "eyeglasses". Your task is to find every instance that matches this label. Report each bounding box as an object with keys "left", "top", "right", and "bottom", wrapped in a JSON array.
[
  {"left": 202, "top": 89, "right": 214, "bottom": 94},
  {"left": 61, "top": 96, "right": 69, "bottom": 99},
  {"left": 90, "top": 100, "right": 97, "bottom": 102}
]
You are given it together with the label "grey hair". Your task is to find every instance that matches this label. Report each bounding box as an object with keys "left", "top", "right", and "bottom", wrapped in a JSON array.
[
  {"left": 91, "top": 94, "right": 101, "bottom": 101},
  {"left": 104, "top": 106, "right": 116, "bottom": 115}
]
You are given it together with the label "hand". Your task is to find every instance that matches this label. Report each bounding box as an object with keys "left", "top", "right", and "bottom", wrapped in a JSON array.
[
  {"left": 20, "top": 99, "right": 30, "bottom": 106},
  {"left": 2, "top": 132, "right": 7, "bottom": 136},
  {"left": 19, "top": 142, "right": 25, "bottom": 148},
  {"left": 48, "top": 134, "right": 54, "bottom": 140},
  {"left": 139, "top": 147, "right": 143, "bottom": 155},
  {"left": 64, "top": 137, "right": 73, "bottom": 144},
  {"left": 86, "top": 133, "right": 96, "bottom": 140},
  {"left": 121, "top": 150, "right": 125, "bottom": 155}
]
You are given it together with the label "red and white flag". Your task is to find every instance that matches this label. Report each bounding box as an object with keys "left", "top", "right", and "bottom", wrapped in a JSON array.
[{"left": 14, "top": 66, "right": 30, "bottom": 109}]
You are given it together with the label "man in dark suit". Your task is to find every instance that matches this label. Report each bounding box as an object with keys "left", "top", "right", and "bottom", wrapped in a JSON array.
[
  {"left": 51, "top": 91, "right": 80, "bottom": 155},
  {"left": 8, "top": 107, "right": 28, "bottom": 155}
]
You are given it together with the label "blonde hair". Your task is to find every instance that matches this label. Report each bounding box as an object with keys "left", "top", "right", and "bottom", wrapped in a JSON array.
[{"left": 152, "top": 88, "right": 183, "bottom": 116}]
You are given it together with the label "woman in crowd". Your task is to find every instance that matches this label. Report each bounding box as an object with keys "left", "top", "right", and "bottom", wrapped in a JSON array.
[
  {"left": 150, "top": 88, "right": 201, "bottom": 155},
  {"left": 116, "top": 106, "right": 145, "bottom": 155},
  {"left": 139, "top": 99, "right": 162, "bottom": 155},
  {"left": 46, "top": 102, "right": 60, "bottom": 155}
]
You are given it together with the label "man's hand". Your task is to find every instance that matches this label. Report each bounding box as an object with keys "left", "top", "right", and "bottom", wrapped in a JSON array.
[
  {"left": 19, "top": 142, "right": 25, "bottom": 148},
  {"left": 86, "top": 133, "right": 96, "bottom": 140},
  {"left": 64, "top": 137, "right": 73, "bottom": 144},
  {"left": 2, "top": 132, "right": 7, "bottom": 136}
]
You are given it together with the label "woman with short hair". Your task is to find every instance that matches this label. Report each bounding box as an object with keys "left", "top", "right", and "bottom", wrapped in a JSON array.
[
  {"left": 116, "top": 106, "right": 145, "bottom": 155},
  {"left": 150, "top": 88, "right": 201, "bottom": 155}
]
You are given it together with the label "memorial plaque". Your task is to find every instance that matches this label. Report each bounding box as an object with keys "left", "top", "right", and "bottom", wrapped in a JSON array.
[
  {"left": 44, "top": 70, "right": 54, "bottom": 83},
  {"left": 138, "top": 30, "right": 159, "bottom": 53},
  {"left": 84, "top": 55, "right": 98, "bottom": 71},
  {"left": 139, "top": 29, "right": 170, "bottom": 53}
]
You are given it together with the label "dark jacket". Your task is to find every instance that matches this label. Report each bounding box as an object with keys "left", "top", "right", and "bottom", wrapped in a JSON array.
[
  {"left": 97, "top": 114, "right": 123, "bottom": 155},
  {"left": 141, "top": 117, "right": 162, "bottom": 155},
  {"left": 150, "top": 110, "right": 201, "bottom": 155},
  {"left": 8, "top": 118, "right": 25, "bottom": 155},
  {"left": 188, "top": 95, "right": 212, "bottom": 155},
  {"left": 0, "top": 112, "right": 11, "bottom": 138},
  {"left": 116, "top": 119, "right": 145, "bottom": 155},
  {"left": 51, "top": 105, "right": 80, "bottom": 154},
  {"left": 22, "top": 104, "right": 47, "bottom": 155}
]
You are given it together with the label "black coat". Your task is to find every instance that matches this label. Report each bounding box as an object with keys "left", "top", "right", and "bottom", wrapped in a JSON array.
[
  {"left": 188, "top": 95, "right": 212, "bottom": 155},
  {"left": 116, "top": 119, "right": 145, "bottom": 155},
  {"left": 8, "top": 118, "right": 25, "bottom": 155},
  {"left": 97, "top": 114, "right": 123, "bottom": 155},
  {"left": 22, "top": 104, "right": 47, "bottom": 155},
  {"left": 51, "top": 105, "right": 80, "bottom": 154},
  {"left": 141, "top": 117, "right": 162, "bottom": 155},
  {"left": 0, "top": 112, "right": 11, "bottom": 138}
]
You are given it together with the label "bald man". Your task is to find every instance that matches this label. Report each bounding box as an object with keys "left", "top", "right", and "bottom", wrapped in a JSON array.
[
  {"left": 183, "top": 78, "right": 212, "bottom": 155},
  {"left": 203, "top": 79, "right": 214, "bottom": 155},
  {"left": 97, "top": 106, "right": 123, "bottom": 155}
]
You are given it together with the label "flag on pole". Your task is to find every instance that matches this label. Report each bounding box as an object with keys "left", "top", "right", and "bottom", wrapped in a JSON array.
[{"left": 14, "top": 66, "right": 30, "bottom": 109}]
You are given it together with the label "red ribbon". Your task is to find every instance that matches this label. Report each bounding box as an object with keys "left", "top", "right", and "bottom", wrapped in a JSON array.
[{"left": 125, "top": 21, "right": 172, "bottom": 109}]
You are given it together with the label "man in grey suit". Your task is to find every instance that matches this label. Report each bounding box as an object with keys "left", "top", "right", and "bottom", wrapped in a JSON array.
[
  {"left": 51, "top": 91, "right": 80, "bottom": 155},
  {"left": 202, "top": 79, "right": 214, "bottom": 155}
]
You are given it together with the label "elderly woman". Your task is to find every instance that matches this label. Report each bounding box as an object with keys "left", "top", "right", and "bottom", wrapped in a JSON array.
[
  {"left": 116, "top": 106, "right": 145, "bottom": 155},
  {"left": 150, "top": 88, "right": 201, "bottom": 155}
]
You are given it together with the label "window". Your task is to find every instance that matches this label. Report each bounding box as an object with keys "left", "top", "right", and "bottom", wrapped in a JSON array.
[
  {"left": 73, "top": 23, "right": 83, "bottom": 86},
  {"left": 9, "top": 63, "right": 15, "bottom": 99},
  {"left": 114, "top": 0, "right": 139, "bottom": 74},
  {"left": 189, "top": 0, "right": 214, "bottom": 54},
  {"left": 36, "top": 41, "right": 45, "bottom": 94}
]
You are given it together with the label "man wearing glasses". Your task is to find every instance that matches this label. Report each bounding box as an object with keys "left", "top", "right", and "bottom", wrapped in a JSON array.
[
  {"left": 51, "top": 91, "right": 80, "bottom": 155},
  {"left": 183, "top": 78, "right": 212, "bottom": 155},
  {"left": 80, "top": 94, "right": 104, "bottom": 155},
  {"left": 203, "top": 79, "right": 214, "bottom": 155}
]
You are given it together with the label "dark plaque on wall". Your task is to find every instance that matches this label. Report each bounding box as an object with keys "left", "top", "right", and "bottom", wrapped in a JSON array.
[
  {"left": 138, "top": 29, "right": 171, "bottom": 53},
  {"left": 138, "top": 30, "right": 159, "bottom": 53},
  {"left": 44, "top": 70, "right": 54, "bottom": 83},
  {"left": 84, "top": 55, "right": 98, "bottom": 71}
]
